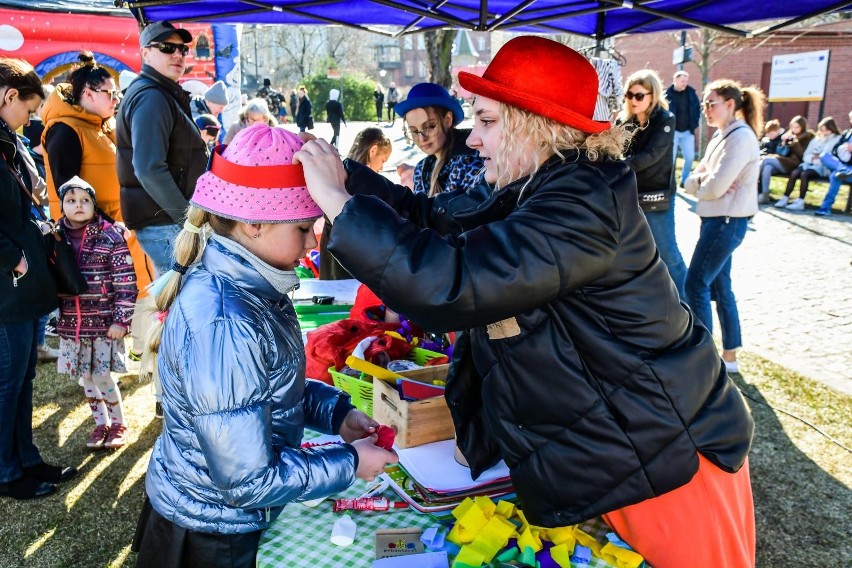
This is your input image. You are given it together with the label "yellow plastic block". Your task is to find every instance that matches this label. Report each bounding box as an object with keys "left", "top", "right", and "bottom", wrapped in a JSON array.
[
  {"left": 453, "top": 545, "right": 486, "bottom": 567},
  {"left": 455, "top": 501, "right": 489, "bottom": 532},
  {"left": 469, "top": 538, "right": 502, "bottom": 562},
  {"left": 483, "top": 515, "right": 518, "bottom": 542},
  {"left": 573, "top": 528, "right": 603, "bottom": 557},
  {"left": 447, "top": 522, "right": 476, "bottom": 545},
  {"left": 546, "top": 526, "right": 576, "bottom": 548},
  {"left": 514, "top": 509, "right": 530, "bottom": 533},
  {"left": 601, "top": 542, "right": 644, "bottom": 568},
  {"left": 466, "top": 516, "right": 517, "bottom": 561},
  {"left": 452, "top": 497, "right": 475, "bottom": 519},
  {"left": 494, "top": 500, "right": 515, "bottom": 519},
  {"left": 474, "top": 495, "right": 497, "bottom": 517},
  {"left": 516, "top": 527, "right": 543, "bottom": 553},
  {"left": 549, "top": 543, "right": 572, "bottom": 568}
]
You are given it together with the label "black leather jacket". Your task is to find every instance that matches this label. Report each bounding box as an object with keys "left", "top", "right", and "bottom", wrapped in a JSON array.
[
  {"left": 621, "top": 107, "right": 676, "bottom": 194},
  {"left": 0, "top": 127, "right": 58, "bottom": 323},
  {"left": 115, "top": 65, "right": 208, "bottom": 229},
  {"left": 330, "top": 157, "right": 753, "bottom": 527}
]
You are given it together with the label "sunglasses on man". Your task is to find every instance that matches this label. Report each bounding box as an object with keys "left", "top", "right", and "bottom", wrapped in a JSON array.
[{"left": 146, "top": 41, "right": 190, "bottom": 56}]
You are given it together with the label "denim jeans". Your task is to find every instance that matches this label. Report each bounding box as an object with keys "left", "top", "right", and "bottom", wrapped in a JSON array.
[
  {"left": 685, "top": 216, "right": 749, "bottom": 350},
  {"left": 36, "top": 314, "right": 48, "bottom": 346},
  {"left": 819, "top": 151, "right": 844, "bottom": 173},
  {"left": 817, "top": 152, "right": 850, "bottom": 211},
  {"left": 673, "top": 130, "right": 696, "bottom": 186},
  {"left": 643, "top": 200, "right": 688, "bottom": 300},
  {"left": 759, "top": 157, "right": 786, "bottom": 196},
  {"left": 134, "top": 223, "right": 182, "bottom": 277},
  {"left": 0, "top": 319, "right": 44, "bottom": 483}
]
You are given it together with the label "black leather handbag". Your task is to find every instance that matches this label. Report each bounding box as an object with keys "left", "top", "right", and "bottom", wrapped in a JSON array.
[
  {"left": 8, "top": 163, "right": 88, "bottom": 295},
  {"left": 44, "top": 228, "right": 89, "bottom": 295},
  {"left": 638, "top": 189, "right": 671, "bottom": 212}
]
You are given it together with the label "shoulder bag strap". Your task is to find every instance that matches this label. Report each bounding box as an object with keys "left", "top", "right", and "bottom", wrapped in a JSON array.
[
  {"left": 705, "top": 125, "right": 747, "bottom": 164},
  {"left": 1, "top": 150, "right": 48, "bottom": 222}
]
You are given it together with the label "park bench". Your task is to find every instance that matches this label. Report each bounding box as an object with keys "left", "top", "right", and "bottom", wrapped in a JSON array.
[{"left": 770, "top": 172, "right": 852, "bottom": 214}]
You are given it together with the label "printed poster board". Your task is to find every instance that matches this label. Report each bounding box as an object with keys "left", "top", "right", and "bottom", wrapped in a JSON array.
[{"left": 768, "top": 50, "right": 829, "bottom": 102}]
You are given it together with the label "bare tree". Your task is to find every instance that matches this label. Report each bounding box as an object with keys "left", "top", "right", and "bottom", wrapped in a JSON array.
[
  {"left": 325, "top": 27, "right": 375, "bottom": 75},
  {"left": 424, "top": 30, "right": 455, "bottom": 88},
  {"left": 263, "top": 25, "right": 325, "bottom": 83},
  {"left": 250, "top": 25, "right": 381, "bottom": 89}
]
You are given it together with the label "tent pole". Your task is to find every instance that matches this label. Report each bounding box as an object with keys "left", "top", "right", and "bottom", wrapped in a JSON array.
[
  {"left": 597, "top": 0, "right": 748, "bottom": 37},
  {"left": 496, "top": 4, "right": 613, "bottom": 31},
  {"left": 479, "top": 0, "right": 488, "bottom": 29},
  {"left": 750, "top": 1, "right": 852, "bottom": 36},
  {"left": 393, "top": 1, "right": 449, "bottom": 38},
  {"left": 486, "top": 0, "right": 535, "bottom": 31},
  {"left": 595, "top": 8, "right": 606, "bottom": 56},
  {"left": 369, "top": 0, "right": 474, "bottom": 29}
]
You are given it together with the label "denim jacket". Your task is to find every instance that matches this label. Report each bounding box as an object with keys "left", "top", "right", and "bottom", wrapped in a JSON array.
[{"left": 145, "top": 239, "right": 357, "bottom": 534}]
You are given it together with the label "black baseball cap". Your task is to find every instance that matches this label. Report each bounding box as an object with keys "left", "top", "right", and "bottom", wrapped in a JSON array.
[
  {"left": 195, "top": 114, "right": 220, "bottom": 131},
  {"left": 139, "top": 21, "right": 192, "bottom": 48}
]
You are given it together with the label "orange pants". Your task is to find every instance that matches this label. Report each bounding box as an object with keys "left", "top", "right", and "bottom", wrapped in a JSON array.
[{"left": 603, "top": 454, "right": 755, "bottom": 568}]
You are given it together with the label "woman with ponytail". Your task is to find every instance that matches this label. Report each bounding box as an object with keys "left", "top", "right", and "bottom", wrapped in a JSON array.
[
  {"left": 683, "top": 80, "right": 765, "bottom": 374},
  {"left": 131, "top": 124, "right": 397, "bottom": 568}
]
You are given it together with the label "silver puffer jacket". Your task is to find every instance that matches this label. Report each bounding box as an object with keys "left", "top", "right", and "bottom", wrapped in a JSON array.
[{"left": 145, "top": 239, "right": 357, "bottom": 534}]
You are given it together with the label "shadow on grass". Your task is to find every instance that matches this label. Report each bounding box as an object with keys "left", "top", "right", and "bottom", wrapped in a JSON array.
[
  {"left": 0, "top": 365, "right": 161, "bottom": 568},
  {"left": 731, "top": 372, "right": 852, "bottom": 567},
  {"left": 3, "top": 352, "right": 850, "bottom": 567}
]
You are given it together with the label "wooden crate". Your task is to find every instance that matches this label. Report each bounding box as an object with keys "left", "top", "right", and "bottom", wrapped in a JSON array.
[{"left": 371, "top": 365, "right": 455, "bottom": 449}]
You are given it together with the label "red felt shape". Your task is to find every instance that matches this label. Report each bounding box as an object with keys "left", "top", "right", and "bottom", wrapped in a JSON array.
[{"left": 375, "top": 425, "right": 396, "bottom": 451}]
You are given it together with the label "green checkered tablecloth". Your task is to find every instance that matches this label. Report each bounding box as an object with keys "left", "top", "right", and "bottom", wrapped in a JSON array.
[{"left": 256, "top": 478, "right": 623, "bottom": 568}]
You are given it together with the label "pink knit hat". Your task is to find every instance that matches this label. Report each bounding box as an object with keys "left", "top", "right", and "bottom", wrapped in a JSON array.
[{"left": 191, "top": 124, "right": 323, "bottom": 223}]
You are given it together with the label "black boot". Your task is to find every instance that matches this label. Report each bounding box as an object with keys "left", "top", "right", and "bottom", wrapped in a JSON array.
[
  {"left": 23, "top": 462, "right": 78, "bottom": 484},
  {"left": 0, "top": 476, "right": 57, "bottom": 499}
]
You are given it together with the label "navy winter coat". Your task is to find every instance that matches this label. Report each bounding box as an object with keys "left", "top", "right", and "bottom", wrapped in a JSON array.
[{"left": 0, "top": 127, "right": 57, "bottom": 324}]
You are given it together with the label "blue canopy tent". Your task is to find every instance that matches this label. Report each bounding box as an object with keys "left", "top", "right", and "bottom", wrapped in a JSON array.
[{"left": 118, "top": 1, "right": 851, "bottom": 38}]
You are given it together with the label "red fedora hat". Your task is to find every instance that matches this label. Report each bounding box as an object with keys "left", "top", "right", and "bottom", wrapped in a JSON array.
[{"left": 458, "top": 36, "right": 610, "bottom": 134}]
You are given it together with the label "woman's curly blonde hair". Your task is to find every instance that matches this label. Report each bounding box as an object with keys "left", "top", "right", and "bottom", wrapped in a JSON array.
[{"left": 492, "top": 102, "right": 630, "bottom": 191}]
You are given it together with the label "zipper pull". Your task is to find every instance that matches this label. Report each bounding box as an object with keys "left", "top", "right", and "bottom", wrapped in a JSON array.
[
  {"left": 265, "top": 507, "right": 270, "bottom": 522},
  {"left": 12, "top": 274, "right": 18, "bottom": 287}
]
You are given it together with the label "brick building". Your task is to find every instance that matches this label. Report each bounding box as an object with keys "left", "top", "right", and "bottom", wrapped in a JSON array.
[
  {"left": 615, "top": 20, "right": 852, "bottom": 132},
  {"left": 376, "top": 30, "right": 493, "bottom": 90}
]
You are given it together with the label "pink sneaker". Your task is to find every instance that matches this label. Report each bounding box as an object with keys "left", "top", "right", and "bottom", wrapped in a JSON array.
[
  {"left": 104, "top": 425, "right": 128, "bottom": 449},
  {"left": 86, "top": 424, "right": 110, "bottom": 449}
]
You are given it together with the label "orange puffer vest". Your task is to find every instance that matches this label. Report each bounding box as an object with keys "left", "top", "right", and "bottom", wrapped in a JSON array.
[{"left": 41, "top": 85, "right": 152, "bottom": 291}]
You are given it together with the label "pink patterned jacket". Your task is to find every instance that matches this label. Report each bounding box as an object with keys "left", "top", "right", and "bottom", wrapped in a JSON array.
[{"left": 56, "top": 215, "right": 138, "bottom": 341}]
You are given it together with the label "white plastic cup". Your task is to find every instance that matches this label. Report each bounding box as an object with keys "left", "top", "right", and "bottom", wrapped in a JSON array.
[{"left": 330, "top": 513, "right": 356, "bottom": 546}]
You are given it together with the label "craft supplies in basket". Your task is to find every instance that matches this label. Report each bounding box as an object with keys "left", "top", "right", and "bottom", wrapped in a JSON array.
[{"left": 330, "top": 347, "right": 447, "bottom": 416}]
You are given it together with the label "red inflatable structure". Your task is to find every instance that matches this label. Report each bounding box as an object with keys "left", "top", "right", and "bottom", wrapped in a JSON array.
[{"left": 0, "top": 7, "right": 216, "bottom": 84}]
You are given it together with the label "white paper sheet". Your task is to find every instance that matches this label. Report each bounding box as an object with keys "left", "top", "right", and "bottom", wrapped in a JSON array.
[
  {"left": 292, "top": 278, "right": 361, "bottom": 303},
  {"left": 396, "top": 439, "right": 510, "bottom": 492}
]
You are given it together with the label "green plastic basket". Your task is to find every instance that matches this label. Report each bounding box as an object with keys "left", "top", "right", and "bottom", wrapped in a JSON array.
[
  {"left": 329, "top": 347, "right": 447, "bottom": 416},
  {"left": 294, "top": 303, "right": 353, "bottom": 332}
]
